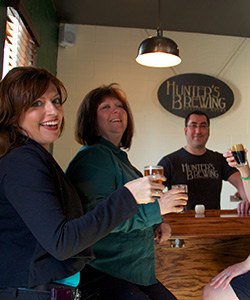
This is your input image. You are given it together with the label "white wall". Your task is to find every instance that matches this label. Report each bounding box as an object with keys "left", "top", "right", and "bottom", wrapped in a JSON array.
[{"left": 55, "top": 25, "right": 250, "bottom": 209}]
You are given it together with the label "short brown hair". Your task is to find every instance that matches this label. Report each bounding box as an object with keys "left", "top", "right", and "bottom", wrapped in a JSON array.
[
  {"left": 185, "top": 110, "right": 210, "bottom": 127},
  {"left": 0, "top": 66, "right": 67, "bottom": 157},
  {"left": 75, "top": 83, "right": 134, "bottom": 149}
]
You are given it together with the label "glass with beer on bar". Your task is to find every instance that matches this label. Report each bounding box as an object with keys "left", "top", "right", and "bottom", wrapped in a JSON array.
[{"left": 231, "top": 144, "right": 247, "bottom": 167}]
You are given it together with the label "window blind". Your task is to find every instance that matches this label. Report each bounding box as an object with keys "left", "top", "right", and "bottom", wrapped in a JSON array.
[{"left": 2, "top": 7, "right": 37, "bottom": 78}]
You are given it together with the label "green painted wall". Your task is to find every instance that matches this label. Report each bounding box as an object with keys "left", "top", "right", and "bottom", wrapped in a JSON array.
[
  {"left": 0, "top": 0, "right": 58, "bottom": 75},
  {"left": 22, "top": 0, "right": 58, "bottom": 74}
]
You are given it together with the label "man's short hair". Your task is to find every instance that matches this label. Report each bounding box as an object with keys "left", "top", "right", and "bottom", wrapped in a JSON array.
[{"left": 185, "top": 110, "right": 210, "bottom": 127}]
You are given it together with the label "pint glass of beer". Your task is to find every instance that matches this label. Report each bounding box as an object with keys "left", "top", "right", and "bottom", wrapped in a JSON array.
[
  {"left": 231, "top": 144, "right": 247, "bottom": 167},
  {"left": 144, "top": 165, "right": 164, "bottom": 184}
]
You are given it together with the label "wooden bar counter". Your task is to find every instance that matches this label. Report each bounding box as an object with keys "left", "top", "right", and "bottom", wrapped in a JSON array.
[{"left": 155, "top": 210, "right": 250, "bottom": 300}]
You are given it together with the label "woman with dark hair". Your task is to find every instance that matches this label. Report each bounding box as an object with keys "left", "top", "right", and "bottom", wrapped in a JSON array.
[
  {"left": 74, "top": 84, "right": 134, "bottom": 149},
  {"left": 0, "top": 68, "right": 164, "bottom": 300},
  {"left": 66, "top": 83, "right": 188, "bottom": 300}
]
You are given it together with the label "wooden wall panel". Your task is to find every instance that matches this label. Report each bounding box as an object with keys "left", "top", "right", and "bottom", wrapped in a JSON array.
[
  {"left": 155, "top": 210, "right": 250, "bottom": 300},
  {"left": 155, "top": 237, "right": 250, "bottom": 299}
]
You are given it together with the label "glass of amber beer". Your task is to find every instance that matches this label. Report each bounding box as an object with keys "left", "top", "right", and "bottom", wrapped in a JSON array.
[{"left": 144, "top": 165, "right": 164, "bottom": 184}]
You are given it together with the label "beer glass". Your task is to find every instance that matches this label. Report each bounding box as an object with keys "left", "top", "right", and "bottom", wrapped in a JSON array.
[
  {"left": 231, "top": 144, "right": 247, "bottom": 167},
  {"left": 171, "top": 184, "right": 188, "bottom": 193},
  {"left": 144, "top": 165, "right": 164, "bottom": 184},
  {"left": 171, "top": 184, "right": 188, "bottom": 213}
]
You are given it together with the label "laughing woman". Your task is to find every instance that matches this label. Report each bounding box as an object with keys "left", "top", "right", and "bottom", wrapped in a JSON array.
[
  {"left": 66, "top": 83, "right": 188, "bottom": 300},
  {"left": 0, "top": 67, "right": 164, "bottom": 300}
]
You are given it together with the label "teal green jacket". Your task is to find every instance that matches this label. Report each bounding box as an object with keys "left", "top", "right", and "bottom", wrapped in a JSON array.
[{"left": 66, "top": 138, "right": 162, "bottom": 285}]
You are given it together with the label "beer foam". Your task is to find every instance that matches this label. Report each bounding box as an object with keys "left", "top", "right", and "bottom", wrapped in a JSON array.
[{"left": 231, "top": 144, "right": 244, "bottom": 151}]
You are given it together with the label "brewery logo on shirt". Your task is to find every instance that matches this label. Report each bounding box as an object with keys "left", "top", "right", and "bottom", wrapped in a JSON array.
[
  {"left": 182, "top": 163, "right": 219, "bottom": 180},
  {"left": 157, "top": 73, "right": 234, "bottom": 118}
]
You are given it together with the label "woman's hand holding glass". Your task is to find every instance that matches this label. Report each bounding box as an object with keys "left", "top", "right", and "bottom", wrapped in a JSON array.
[
  {"left": 125, "top": 175, "right": 188, "bottom": 214},
  {"left": 124, "top": 174, "right": 166, "bottom": 204},
  {"left": 224, "top": 147, "right": 250, "bottom": 181},
  {"left": 157, "top": 187, "right": 188, "bottom": 215},
  {"left": 224, "top": 148, "right": 250, "bottom": 214},
  {"left": 223, "top": 148, "right": 249, "bottom": 171}
]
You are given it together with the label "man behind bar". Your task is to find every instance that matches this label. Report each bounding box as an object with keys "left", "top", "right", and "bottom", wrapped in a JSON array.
[{"left": 158, "top": 110, "right": 249, "bottom": 213}]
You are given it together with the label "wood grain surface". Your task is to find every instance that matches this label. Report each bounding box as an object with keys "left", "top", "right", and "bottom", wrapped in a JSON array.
[
  {"left": 162, "top": 209, "right": 250, "bottom": 238},
  {"left": 154, "top": 210, "right": 250, "bottom": 300}
]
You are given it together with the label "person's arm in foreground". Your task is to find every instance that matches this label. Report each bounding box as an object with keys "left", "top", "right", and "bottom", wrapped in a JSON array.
[
  {"left": 7, "top": 147, "right": 164, "bottom": 260},
  {"left": 153, "top": 186, "right": 188, "bottom": 243},
  {"left": 228, "top": 172, "right": 249, "bottom": 213},
  {"left": 66, "top": 150, "right": 172, "bottom": 233},
  {"left": 209, "top": 255, "right": 250, "bottom": 290}
]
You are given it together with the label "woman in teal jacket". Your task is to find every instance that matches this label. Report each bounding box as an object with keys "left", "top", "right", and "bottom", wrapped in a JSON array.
[{"left": 66, "top": 84, "right": 188, "bottom": 300}]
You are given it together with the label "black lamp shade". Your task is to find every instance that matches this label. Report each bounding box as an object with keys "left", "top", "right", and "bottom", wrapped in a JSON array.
[{"left": 136, "top": 36, "right": 182, "bottom": 68}]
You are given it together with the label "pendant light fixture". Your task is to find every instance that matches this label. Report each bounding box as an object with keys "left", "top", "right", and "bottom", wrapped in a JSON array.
[{"left": 135, "top": 0, "right": 182, "bottom": 68}]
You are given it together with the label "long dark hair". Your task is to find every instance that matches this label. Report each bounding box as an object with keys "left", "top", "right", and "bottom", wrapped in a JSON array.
[
  {"left": 75, "top": 83, "right": 134, "bottom": 149},
  {"left": 0, "top": 66, "right": 67, "bottom": 158}
]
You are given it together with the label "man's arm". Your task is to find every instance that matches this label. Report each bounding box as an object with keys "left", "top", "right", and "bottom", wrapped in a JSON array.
[{"left": 228, "top": 172, "right": 250, "bottom": 213}]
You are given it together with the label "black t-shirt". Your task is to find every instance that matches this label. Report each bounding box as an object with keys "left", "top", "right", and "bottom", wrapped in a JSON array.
[{"left": 158, "top": 147, "right": 238, "bottom": 209}]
